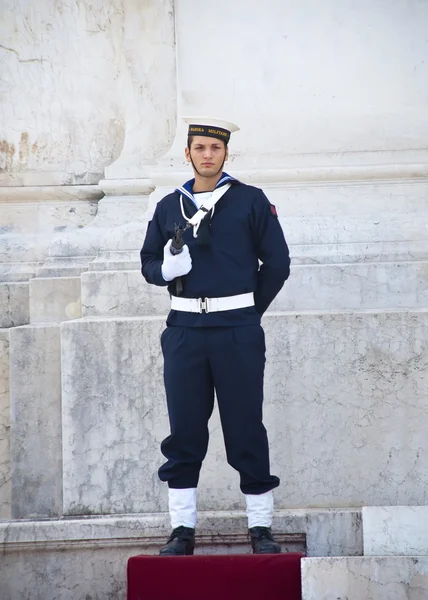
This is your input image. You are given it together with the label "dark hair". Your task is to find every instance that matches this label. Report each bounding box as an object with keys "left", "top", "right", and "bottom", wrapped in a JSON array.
[{"left": 187, "top": 136, "right": 228, "bottom": 150}]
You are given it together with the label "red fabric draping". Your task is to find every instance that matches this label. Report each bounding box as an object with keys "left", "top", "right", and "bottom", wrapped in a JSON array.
[{"left": 127, "top": 553, "right": 303, "bottom": 600}]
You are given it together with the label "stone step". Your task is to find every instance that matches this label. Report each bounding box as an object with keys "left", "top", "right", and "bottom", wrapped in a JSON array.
[
  {"left": 0, "top": 193, "right": 98, "bottom": 235},
  {"left": 0, "top": 509, "right": 358, "bottom": 555},
  {"left": 81, "top": 260, "right": 428, "bottom": 317},
  {"left": 81, "top": 269, "right": 170, "bottom": 317},
  {"left": 9, "top": 324, "right": 62, "bottom": 518},
  {"left": 83, "top": 240, "right": 428, "bottom": 272},
  {"left": 59, "top": 310, "right": 428, "bottom": 516},
  {"left": 37, "top": 255, "right": 94, "bottom": 277},
  {"left": 0, "top": 329, "right": 10, "bottom": 519},
  {"left": 292, "top": 240, "right": 428, "bottom": 264},
  {"left": 0, "top": 509, "right": 361, "bottom": 599},
  {"left": 29, "top": 276, "right": 82, "bottom": 323},
  {"left": 0, "top": 234, "right": 50, "bottom": 264},
  {"left": 0, "top": 282, "right": 29, "bottom": 328},
  {"left": 302, "top": 556, "right": 428, "bottom": 600},
  {"left": 363, "top": 506, "right": 428, "bottom": 556},
  {"left": 0, "top": 261, "right": 40, "bottom": 283},
  {"left": 281, "top": 213, "right": 428, "bottom": 245}
]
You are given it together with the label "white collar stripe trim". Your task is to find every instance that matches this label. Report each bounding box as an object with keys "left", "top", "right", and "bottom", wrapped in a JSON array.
[
  {"left": 217, "top": 175, "right": 233, "bottom": 185},
  {"left": 177, "top": 177, "right": 235, "bottom": 202},
  {"left": 178, "top": 187, "right": 194, "bottom": 202}
]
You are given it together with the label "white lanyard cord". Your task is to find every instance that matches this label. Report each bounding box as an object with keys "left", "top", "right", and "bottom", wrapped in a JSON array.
[
  {"left": 179, "top": 183, "right": 231, "bottom": 238},
  {"left": 179, "top": 195, "right": 203, "bottom": 237}
]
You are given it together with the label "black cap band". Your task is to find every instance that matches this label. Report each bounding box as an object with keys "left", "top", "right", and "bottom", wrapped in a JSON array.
[{"left": 188, "top": 124, "right": 230, "bottom": 143}]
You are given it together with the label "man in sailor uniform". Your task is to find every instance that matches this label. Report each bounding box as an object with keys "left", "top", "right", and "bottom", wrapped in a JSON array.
[{"left": 140, "top": 117, "right": 291, "bottom": 555}]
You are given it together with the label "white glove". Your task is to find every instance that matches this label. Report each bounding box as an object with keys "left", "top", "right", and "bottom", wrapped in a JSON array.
[{"left": 161, "top": 239, "right": 192, "bottom": 282}]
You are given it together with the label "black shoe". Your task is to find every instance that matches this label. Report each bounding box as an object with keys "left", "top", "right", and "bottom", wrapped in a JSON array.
[
  {"left": 159, "top": 526, "right": 195, "bottom": 556},
  {"left": 249, "top": 527, "right": 281, "bottom": 554}
]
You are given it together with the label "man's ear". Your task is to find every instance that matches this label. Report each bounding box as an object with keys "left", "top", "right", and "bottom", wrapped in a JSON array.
[
  {"left": 184, "top": 147, "right": 191, "bottom": 163},
  {"left": 225, "top": 147, "right": 229, "bottom": 161}
]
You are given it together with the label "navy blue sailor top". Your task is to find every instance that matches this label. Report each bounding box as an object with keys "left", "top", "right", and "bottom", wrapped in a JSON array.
[{"left": 140, "top": 175, "right": 290, "bottom": 327}]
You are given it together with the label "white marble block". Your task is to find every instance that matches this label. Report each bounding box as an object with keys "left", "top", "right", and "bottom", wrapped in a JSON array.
[
  {"left": 0, "top": 329, "right": 11, "bottom": 519},
  {"left": 0, "top": 508, "right": 361, "bottom": 555},
  {"left": 0, "top": 508, "right": 362, "bottom": 599},
  {"left": 265, "top": 310, "right": 428, "bottom": 508},
  {"left": 0, "top": 282, "right": 29, "bottom": 327},
  {"left": 363, "top": 506, "right": 428, "bottom": 556},
  {"left": 272, "top": 261, "right": 428, "bottom": 311},
  {"left": 0, "top": 194, "right": 99, "bottom": 285},
  {"left": 0, "top": 543, "right": 140, "bottom": 600},
  {"left": 81, "top": 270, "right": 170, "bottom": 317},
  {"left": 61, "top": 316, "right": 168, "bottom": 515},
  {"left": 61, "top": 310, "right": 428, "bottom": 515},
  {"left": 9, "top": 324, "right": 62, "bottom": 518},
  {"left": 81, "top": 261, "right": 428, "bottom": 319},
  {"left": 30, "top": 276, "right": 82, "bottom": 323},
  {"left": 302, "top": 556, "right": 428, "bottom": 600}
]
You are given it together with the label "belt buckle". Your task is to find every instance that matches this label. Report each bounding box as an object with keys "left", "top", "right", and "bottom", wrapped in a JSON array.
[{"left": 199, "top": 297, "right": 209, "bottom": 313}]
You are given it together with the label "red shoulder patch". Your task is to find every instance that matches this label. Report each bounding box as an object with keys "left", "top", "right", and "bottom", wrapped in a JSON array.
[{"left": 270, "top": 204, "right": 278, "bottom": 217}]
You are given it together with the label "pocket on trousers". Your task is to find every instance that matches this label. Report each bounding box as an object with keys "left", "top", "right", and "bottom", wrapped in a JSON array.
[
  {"left": 160, "top": 326, "right": 186, "bottom": 354},
  {"left": 232, "top": 325, "right": 266, "bottom": 353}
]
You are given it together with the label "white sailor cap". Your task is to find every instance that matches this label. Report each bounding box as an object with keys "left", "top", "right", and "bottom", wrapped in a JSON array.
[{"left": 183, "top": 116, "right": 240, "bottom": 144}]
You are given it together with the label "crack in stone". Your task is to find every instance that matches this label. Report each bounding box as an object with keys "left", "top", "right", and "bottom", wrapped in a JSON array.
[{"left": 0, "top": 44, "right": 50, "bottom": 64}]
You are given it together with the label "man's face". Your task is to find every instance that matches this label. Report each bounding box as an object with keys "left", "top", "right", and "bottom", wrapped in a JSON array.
[{"left": 185, "top": 136, "right": 228, "bottom": 177}]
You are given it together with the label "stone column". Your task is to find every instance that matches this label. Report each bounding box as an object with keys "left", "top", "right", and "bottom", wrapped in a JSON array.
[
  {"left": 45, "top": 0, "right": 177, "bottom": 275},
  {"left": 1, "top": 0, "right": 176, "bottom": 282},
  {"left": 0, "top": 0, "right": 127, "bottom": 272},
  {"left": 1, "top": 1, "right": 177, "bottom": 522}
]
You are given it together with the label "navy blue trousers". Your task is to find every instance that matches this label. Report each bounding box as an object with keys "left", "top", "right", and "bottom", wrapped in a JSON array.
[{"left": 159, "top": 325, "right": 280, "bottom": 495}]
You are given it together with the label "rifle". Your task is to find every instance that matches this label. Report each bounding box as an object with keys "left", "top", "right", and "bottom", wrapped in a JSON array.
[{"left": 170, "top": 224, "right": 190, "bottom": 295}]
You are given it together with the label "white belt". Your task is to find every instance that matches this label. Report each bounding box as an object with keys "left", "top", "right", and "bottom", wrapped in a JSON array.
[{"left": 171, "top": 292, "right": 254, "bottom": 314}]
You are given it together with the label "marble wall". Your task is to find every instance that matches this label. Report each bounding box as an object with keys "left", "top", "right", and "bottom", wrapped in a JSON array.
[
  {"left": 302, "top": 557, "right": 428, "bottom": 600},
  {"left": 0, "top": 329, "right": 10, "bottom": 518},
  {"left": 0, "top": 508, "right": 361, "bottom": 599},
  {"left": 0, "top": 0, "right": 176, "bottom": 186},
  {"left": 162, "top": 0, "right": 428, "bottom": 172},
  {"left": 60, "top": 310, "right": 428, "bottom": 515},
  {"left": 9, "top": 325, "right": 62, "bottom": 518},
  {"left": 0, "top": 0, "right": 176, "bottom": 282},
  {"left": 363, "top": 506, "right": 428, "bottom": 556},
  {"left": 3, "top": 0, "right": 426, "bottom": 186}
]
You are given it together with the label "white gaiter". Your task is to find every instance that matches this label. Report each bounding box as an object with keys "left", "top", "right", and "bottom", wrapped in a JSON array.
[
  {"left": 168, "top": 488, "right": 197, "bottom": 529},
  {"left": 245, "top": 490, "right": 274, "bottom": 528}
]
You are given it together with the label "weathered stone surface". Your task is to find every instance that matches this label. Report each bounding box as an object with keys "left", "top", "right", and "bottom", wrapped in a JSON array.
[
  {"left": 0, "top": 197, "right": 99, "bottom": 283},
  {"left": 271, "top": 261, "right": 428, "bottom": 311},
  {"left": 0, "top": 508, "right": 360, "bottom": 556},
  {"left": 61, "top": 310, "right": 428, "bottom": 515},
  {"left": 81, "top": 270, "right": 170, "bottom": 317},
  {"left": 81, "top": 261, "right": 428, "bottom": 318},
  {"left": 30, "top": 276, "right": 82, "bottom": 323},
  {"left": 150, "top": 180, "right": 428, "bottom": 259},
  {"left": 0, "top": 544, "right": 137, "bottom": 600},
  {"left": 0, "top": 283, "right": 29, "bottom": 327},
  {"left": 9, "top": 324, "right": 62, "bottom": 518},
  {"left": 363, "top": 506, "right": 428, "bottom": 556},
  {"left": 1, "top": 0, "right": 175, "bottom": 186},
  {"left": 165, "top": 0, "right": 428, "bottom": 169},
  {"left": 0, "top": 196, "right": 98, "bottom": 237},
  {"left": 266, "top": 310, "right": 428, "bottom": 508},
  {"left": 302, "top": 556, "right": 428, "bottom": 600},
  {"left": 0, "top": 507, "right": 361, "bottom": 599},
  {"left": 61, "top": 316, "right": 166, "bottom": 516},
  {"left": 0, "top": 329, "right": 10, "bottom": 519},
  {"left": 79, "top": 178, "right": 428, "bottom": 317}
]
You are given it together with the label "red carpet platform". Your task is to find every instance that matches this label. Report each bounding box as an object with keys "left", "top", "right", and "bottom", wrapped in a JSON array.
[{"left": 127, "top": 553, "right": 303, "bottom": 600}]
